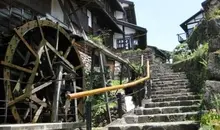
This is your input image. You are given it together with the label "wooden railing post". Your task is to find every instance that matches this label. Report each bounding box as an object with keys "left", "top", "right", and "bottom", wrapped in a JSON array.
[
  {"left": 99, "top": 53, "right": 112, "bottom": 123},
  {"left": 85, "top": 100, "right": 92, "bottom": 130},
  {"left": 117, "top": 93, "right": 122, "bottom": 118},
  {"left": 86, "top": 49, "right": 95, "bottom": 130},
  {"left": 120, "top": 64, "right": 124, "bottom": 85}
]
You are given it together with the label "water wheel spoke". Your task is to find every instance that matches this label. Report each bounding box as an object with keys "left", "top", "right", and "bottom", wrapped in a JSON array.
[
  {"left": 13, "top": 52, "right": 31, "bottom": 93},
  {"left": 30, "top": 95, "right": 47, "bottom": 107},
  {"left": 23, "top": 108, "right": 30, "bottom": 120},
  {"left": 16, "top": 50, "right": 25, "bottom": 61},
  {"left": 36, "top": 17, "right": 45, "bottom": 40},
  {"left": 11, "top": 106, "right": 22, "bottom": 123},
  {"left": 64, "top": 45, "right": 72, "bottom": 59},
  {"left": 31, "top": 81, "right": 52, "bottom": 94},
  {"left": 44, "top": 46, "right": 55, "bottom": 76},
  {"left": 64, "top": 99, "right": 70, "bottom": 121},
  {"left": 8, "top": 94, "right": 28, "bottom": 106},
  {"left": 46, "top": 41, "right": 74, "bottom": 70},
  {"left": 0, "top": 61, "right": 33, "bottom": 74},
  {"left": 13, "top": 79, "right": 21, "bottom": 93},
  {"left": 14, "top": 28, "right": 38, "bottom": 58},
  {"left": 75, "top": 65, "right": 83, "bottom": 71},
  {"left": 56, "top": 23, "right": 60, "bottom": 50},
  {"left": 32, "top": 98, "right": 46, "bottom": 123}
]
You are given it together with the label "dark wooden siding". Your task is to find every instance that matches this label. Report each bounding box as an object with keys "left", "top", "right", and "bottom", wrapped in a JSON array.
[{"left": 16, "top": 0, "right": 51, "bottom": 15}]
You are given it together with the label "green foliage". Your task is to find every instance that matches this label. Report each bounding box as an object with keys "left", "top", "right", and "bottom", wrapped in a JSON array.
[
  {"left": 111, "top": 80, "right": 120, "bottom": 86},
  {"left": 173, "top": 42, "right": 208, "bottom": 64},
  {"left": 88, "top": 30, "right": 110, "bottom": 45},
  {"left": 173, "top": 43, "right": 191, "bottom": 55},
  {"left": 172, "top": 43, "right": 209, "bottom": 93},
  {"left": 131, "top": 63, "right": 144, "bottom": 74},
  {"left": 85, "top": 69, "right": 118, "bottom": 127},
  {"left": 206, "top": 8, "right": 220, "bottom": 20},
  {"left": 199, "top": 94, "right": 220, "bottom": 130},
  {"left": 200, "top": 111, "right": 220, "bottom": 129},
  {"left": 88, "top": 35, "right": 103, "bottom": 45},
  {"left": 122, "top": 48, "right": 142, "bottom": 54},
  {"left": 172, "top": 43, "right": 192, "bottom": 63}
]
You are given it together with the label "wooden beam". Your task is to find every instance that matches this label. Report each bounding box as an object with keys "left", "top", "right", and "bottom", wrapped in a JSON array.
[{"left": 99, "top": 53, "right": 112, "bottom": 123}]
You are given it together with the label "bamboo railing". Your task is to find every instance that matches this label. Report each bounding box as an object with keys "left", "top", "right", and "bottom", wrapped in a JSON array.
[{"left": 67, "top": 60, "right": 150, "bottom": 100}]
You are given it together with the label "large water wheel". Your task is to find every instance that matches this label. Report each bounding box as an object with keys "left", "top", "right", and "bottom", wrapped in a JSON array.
[{"left": 0, "top": 19, "right": 84, "bottom": 123}]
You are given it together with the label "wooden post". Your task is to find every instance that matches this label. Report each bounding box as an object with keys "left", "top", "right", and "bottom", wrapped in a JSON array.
[
  {"left": 86, "top": 49, "right": 96, "bottom": 130},
  {"left": 73, "top": 79, "right": 78, "bottom": 121},
  {"left": 141, "top": 54, "right": 144, "bottom": 67},
  {"left": 117, "top": 93, "right": 123, "bottom": 118},
  {"left": 127, "top": 67, "right": 131, "bottom": 82},
  {"left": 86, "top": 100, "right": 92, "bottom": 130},
  {"left": 120, "top": 64, "right": 123, "bottom": 84},
  {"left": 99, "top": 53, "right": 112, "bottom": 123}
]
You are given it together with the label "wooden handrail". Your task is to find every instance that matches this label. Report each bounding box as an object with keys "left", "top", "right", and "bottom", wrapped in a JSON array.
[{"left": 67, "top": 61, "right": 150, "bottom": 100}]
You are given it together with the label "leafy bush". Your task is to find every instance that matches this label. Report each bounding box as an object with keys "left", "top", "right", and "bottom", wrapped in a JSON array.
[
  {"left": 122, "top": 48, "right": 142, "bottom": 54},
  {"left": 173, "top": 42, "right": 208, "bottom": 64},
  {"left": 88, "top": 35, "right": 103, "bottom": 45},
  {"left": 172, "top": 43, "right": 209, "bottom": 93},
  {"left": 172, "top": 43, "right": 192, "bottom": 63},
  {"left": 85, "top": 69, "right": 118, "bottom": 127},
  {"left": 173, "top": 43, "right": 191, "bottom": 55},
  {"left": 206, "top": 8, "right": 220, "bottom": 20},
  {"left": 200, "top": 110, "right": 220, "bottom": 130},
  {"left": 199, "top": 94, "right": 220, "bottom": 130}
]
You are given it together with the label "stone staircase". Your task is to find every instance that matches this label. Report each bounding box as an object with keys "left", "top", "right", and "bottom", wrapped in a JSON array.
[{"left": 105, "top": 64, "right": 201, "bottom": 130}]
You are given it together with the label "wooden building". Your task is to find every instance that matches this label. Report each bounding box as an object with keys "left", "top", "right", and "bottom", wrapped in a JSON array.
[{"left": 177, "top": 10, "right": 204, "bottom": 43}]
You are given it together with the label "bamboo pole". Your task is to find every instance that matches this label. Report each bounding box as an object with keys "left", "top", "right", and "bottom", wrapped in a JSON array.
[{"left": 67, "top": 61, "right": 150, "bottom": 100}]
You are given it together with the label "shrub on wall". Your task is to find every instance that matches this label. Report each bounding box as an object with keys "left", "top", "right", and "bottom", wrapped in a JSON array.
[
  {"left": 200, "top": 94, "right": 220, "bottom": 130},
  {"left": 172, "top": 43, "right": 209, "bottom": 93}
]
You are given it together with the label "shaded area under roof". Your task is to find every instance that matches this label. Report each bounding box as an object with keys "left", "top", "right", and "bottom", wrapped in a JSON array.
[
  {"left": 117, "top": 20, "right": 147, "bottom": 32},
  {"left": 117, "top": 20, "right": 147, "bottom": 49},
  {"left": 148, "top": 45, "right": 170, "bottom": 59},
  {"left": 75, "top": 0, "right": 123, "bottom": 34}
]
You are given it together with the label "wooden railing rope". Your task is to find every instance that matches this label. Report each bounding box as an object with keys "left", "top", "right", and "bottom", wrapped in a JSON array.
[{"left": 67, "top": 60, "right": 150, "bottom": 100}]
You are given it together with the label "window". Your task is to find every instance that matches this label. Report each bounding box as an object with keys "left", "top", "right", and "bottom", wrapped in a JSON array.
[
  {"left": 87, "top": 10, "right": 92, "bottom": 27},
  {"left": 116, "top": 37, "right": 131, "bottom": 49}
]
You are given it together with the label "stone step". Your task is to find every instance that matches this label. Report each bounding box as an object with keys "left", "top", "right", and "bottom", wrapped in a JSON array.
[
  {"left": 151, "top": 92, "right": 195, "bottom": 99},
  {"left": 154, "top": 72, "right": 186, "bottom": 76},
  {"left": 152, "top": 76, "right": 187, "bottom": 82},
  {"left": 151, "top": 86, "right": 189, "bottom": 91},
  {"left": 124, "top": 112, "right": 199, "bottom": 123},
  {"left": 151, "top": 89, "right": 191, "bottom": 95},
  {"left": 107, "top": 121, "right": 199, "bottom": 130},
  {"left": 152, "top": 95, "right": 201, "bottom": 102},
  {"left": 152, "top": 82, "right": 189, "bottom": 87},
  {"left": 144, "top": 100, "right": 201, "bottom": 108},
  {"left": 153, "top": 79, "right": 189, "bottom": 84},
  {"left": 134, "top": 105, "right": 200, "bottom": 115}
]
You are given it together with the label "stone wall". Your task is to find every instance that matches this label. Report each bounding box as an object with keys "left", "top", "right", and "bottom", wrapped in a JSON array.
[
  {"left": 119, "top": 48, "right": 155, "bottom": 65},
  {"left": 79, "top": 51, "right": 91, "bottom": 73},
  {"left": 172, "top": 58, "right": 207, "bottom": 93},
  {"left": 178, "top": 2, "right": 220, "bottom": 110}
]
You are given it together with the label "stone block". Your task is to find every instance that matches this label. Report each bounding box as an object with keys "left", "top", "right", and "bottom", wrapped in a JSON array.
[
  {"left": 209, "top": 37, "right": 220, "bottom": 52},
  {"left": 207, "top": 53, "right": 220, "bottom": 80},
  {"left": 205, "top": 80, "right": 220, "bottom": 93},
  {"left": 204, "top": 80, "right": 220, "bottom": 109}
]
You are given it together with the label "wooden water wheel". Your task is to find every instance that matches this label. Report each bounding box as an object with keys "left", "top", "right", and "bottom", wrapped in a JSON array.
[{"left": 0, "top": 19, "right": 84, "bottom": 123}]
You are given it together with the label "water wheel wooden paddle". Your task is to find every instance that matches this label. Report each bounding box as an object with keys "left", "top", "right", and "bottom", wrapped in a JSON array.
[{"left": 0, "top": 19, "right": 84, "bottom": 123}]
